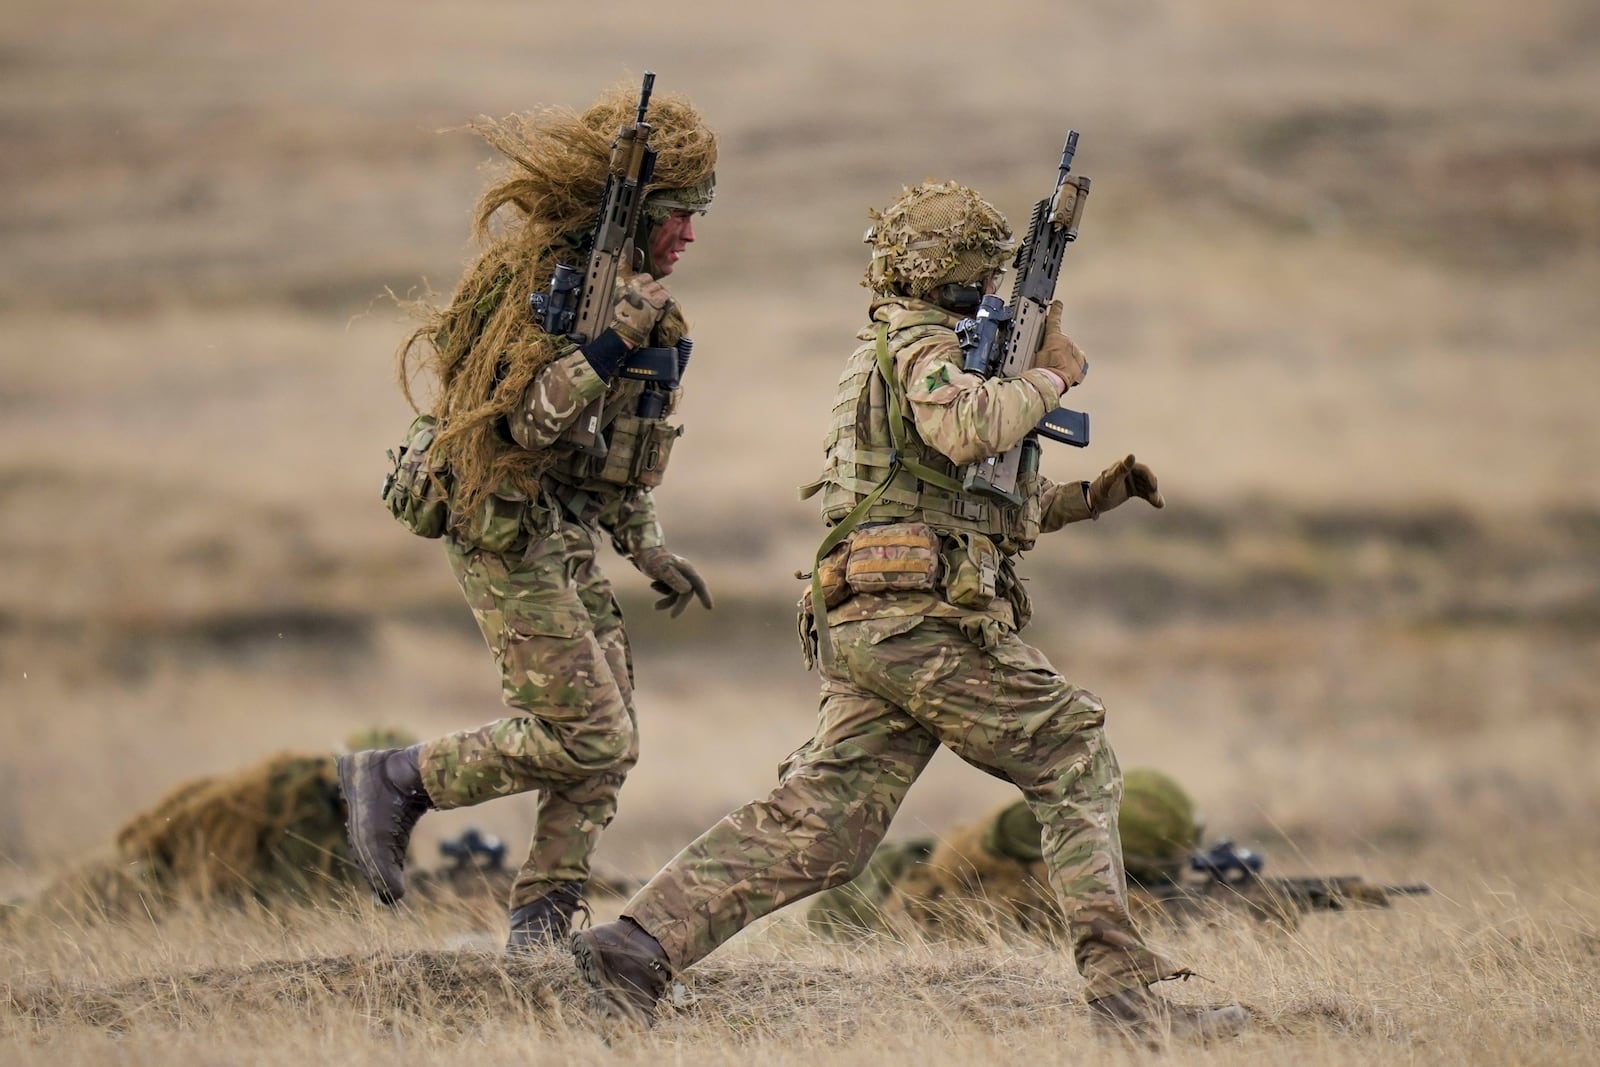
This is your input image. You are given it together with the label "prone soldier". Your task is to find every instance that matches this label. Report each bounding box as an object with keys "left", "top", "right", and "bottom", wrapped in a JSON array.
[{"left": 808, "top": 769, "right": 1430, "bottom": 938}]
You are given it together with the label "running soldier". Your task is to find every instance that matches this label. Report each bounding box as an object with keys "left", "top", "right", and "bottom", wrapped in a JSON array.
[
  {"left": 571, "top": 181, "right": 1248, "bottom": 1043},
  {"left": 339, "top": 84, "right": 717, "bottom": 953}
]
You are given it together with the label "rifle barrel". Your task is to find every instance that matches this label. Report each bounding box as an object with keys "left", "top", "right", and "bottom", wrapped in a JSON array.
[{"left": 637, "top": 71, "right": 655, "bottom": 124}]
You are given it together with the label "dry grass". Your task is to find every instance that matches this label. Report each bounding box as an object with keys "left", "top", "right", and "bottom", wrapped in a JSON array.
[{"left": 3, "top": 0, "right": 1599, "bottom": 1062}]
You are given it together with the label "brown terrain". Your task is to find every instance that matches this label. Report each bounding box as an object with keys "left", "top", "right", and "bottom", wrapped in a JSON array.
[{"left": 2, "top": 0, "right": 1598, "bottom": 1062}]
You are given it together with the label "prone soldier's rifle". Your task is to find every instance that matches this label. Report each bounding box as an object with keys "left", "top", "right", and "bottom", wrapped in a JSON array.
[
  {"left": 1188, "top": 840, "right": 1432, "bottom": 914},
  {"left": 958, "top": 132, "right": 1093, "bottom": 505},
  {"left": 529, "top": 71, "right": 683, "bottom": 456}
]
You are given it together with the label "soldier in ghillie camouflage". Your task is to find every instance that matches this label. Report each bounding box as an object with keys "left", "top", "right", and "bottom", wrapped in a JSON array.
[
  {"left": 807, "top": 769, "right": 1429, "bottom": 939},
  {"left": 339, "top": 83, "right": 718, "bottom": 954},
  {"left": 572, "top": 181, "right": 1248, "bottom": 1044}
]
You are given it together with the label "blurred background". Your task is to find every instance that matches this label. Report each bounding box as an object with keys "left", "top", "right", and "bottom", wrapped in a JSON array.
[{"left": 2, "top": 0, "right": 1597, "bottom": 893}]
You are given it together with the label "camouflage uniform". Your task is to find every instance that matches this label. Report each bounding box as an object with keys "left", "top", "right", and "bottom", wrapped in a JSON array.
[
  {"left": 619, "top": 237, "right": 1175, "bottom": 999},
  {"left": 416, "top": 332, "right": 697, "bottom": 910}
]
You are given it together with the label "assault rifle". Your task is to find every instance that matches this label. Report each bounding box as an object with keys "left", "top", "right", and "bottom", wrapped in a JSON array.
[
  {"left": 528, "top": 71, "right": 660, "bottom": 456},
  {"left": 1182, "top": 839, "right": 1432, "bottom": 917},
  {"left": 438, "top": 827, "right": 507, "bottom": 871},
  {"left": 959, "top": 132, "right": 1093, "bottom": 506}
]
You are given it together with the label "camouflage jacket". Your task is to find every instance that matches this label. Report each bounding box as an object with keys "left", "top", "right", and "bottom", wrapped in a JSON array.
[
  {"left": 814, "top": 297, "right": 1097, "bottom": 628},
  {"left": 503, "top": 303, "right": 691, "bottom": 556}
]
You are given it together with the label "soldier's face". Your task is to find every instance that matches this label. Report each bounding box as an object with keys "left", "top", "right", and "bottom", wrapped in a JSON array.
[{"left": 649, "top": 210, "right": 697, "bottom": 277}]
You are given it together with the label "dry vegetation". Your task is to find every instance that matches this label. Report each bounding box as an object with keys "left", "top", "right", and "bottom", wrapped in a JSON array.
[{"left": 2, "top": 0, "right": 1598, "bottom": 1063}]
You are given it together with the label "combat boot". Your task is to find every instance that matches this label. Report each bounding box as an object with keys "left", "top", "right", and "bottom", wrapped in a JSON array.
[
  {"left": 336, "top": 745, "right": 432, "bottom": 904},
  {"left": 505, "top": 881, "right": 589, "bottom": 954},
  {"left": 571, "top": 918, "right": 671, "bottom": 1026},
  {"left": 1089, "top": 983, "right": 1249, "bottom": 1045}
]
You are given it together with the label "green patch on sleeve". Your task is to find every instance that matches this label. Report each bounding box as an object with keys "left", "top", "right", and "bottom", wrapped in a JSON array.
[{"left": 923, "top": 364, "right": 953, "bottom": 392}]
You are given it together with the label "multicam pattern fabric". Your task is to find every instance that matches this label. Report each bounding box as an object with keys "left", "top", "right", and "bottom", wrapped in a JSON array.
[
  {"left": 416, "top": 506, "right": 640, "bottom": 909},
  {"left": 642, "top": 175, "right": 716, "bottom": 221},
  {"left": 618, "top": 265, "right": 1179, "bottom": 1002},
  {"left": 625, "top": 616, "right": 1180, "bottom": 1001}
]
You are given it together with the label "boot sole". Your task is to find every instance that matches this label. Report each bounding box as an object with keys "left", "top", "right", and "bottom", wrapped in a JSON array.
[
  {"left": 571, "top": 933, "right": 654, "bottom": 1028},
  {"left": 335, "top": 753, "right": 403, "bottom": 905}
]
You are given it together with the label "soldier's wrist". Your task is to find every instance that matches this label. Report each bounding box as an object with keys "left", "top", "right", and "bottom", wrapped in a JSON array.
[{"left": 581, "top": 330, "right": 632, "bottom": 380}]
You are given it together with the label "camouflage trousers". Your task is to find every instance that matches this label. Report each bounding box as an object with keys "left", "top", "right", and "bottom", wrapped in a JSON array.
[
  {"left": 416, "top": 510, "right": 639, "bottom": 911},
  {"left": 625, "top": 615, "right": 1178, "bottom": 1000}
]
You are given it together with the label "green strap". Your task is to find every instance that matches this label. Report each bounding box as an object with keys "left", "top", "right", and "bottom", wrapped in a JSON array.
[
  {"left": 872, "top": 326, "right": 966, "bottom": 495},
  {"left": 807, "top": 323, "right": 961, "bottom": 670}
]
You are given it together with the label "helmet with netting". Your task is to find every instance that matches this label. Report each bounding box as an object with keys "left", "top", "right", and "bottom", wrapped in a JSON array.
[
  {"left": 1119, "top": 768, "right": 1203, "bottom": 886},
  {"left": 863, "top": 180, "right": 1014, "bottom": 299}
]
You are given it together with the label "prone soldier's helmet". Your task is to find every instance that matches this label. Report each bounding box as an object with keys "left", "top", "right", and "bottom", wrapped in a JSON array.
[
  {"left": 864, "top": 180, "right": 1014, "bottom": 306},
  {"left": 1120, "top": 768, "right": 1203, "bottom": 886}
]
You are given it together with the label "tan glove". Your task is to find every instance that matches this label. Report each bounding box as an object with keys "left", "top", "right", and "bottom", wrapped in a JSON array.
[
  {"left": 1033, "top": 300, "right": 1088, "bottom": 389},
  {"left": 633, "top": 546, "right": 713, "bottom": 618},
  {"left": 1087, "top": 454, "right": 1164, "bottom": 517},
  {"left": 611, "top": 272, "right": 674, "bottom": 349}
]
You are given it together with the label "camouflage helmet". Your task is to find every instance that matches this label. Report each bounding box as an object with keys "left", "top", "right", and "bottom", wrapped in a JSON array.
[
  {"left": 864, "top": 180, "right": 1014, "bottom": 299},
  {"left": 1119, "top": 768, "right": 1203, "bottom": 886}
]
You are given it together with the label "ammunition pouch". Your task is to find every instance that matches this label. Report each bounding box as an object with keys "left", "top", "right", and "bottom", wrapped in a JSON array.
[
  {"left": 382, "top": 414, "right": 452, "bottom": 539},
  {"left": 940, "top": 530, "right": 1000, "bottom": 610},
  {"left": 463, "top": 489, "right": 531, "bottom": 555},
  {"left": 844, "top": 523, "right": 941, "bottom": 595},
  {"left": 593, "top": 413, "right": 682, "bottom": 488}
]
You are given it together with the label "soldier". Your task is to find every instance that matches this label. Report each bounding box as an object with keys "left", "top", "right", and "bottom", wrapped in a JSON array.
[
  {"left": 807, "top": 768, "right": 1204, "bottom": 940},
  {"left": 339, "top": 85, "right": 718, "bottom": 953},
  {"left": 571, "top": 181, "right": 1248, "bottom": 1044}
]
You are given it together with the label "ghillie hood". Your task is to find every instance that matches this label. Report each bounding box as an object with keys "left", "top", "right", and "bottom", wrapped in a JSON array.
[{"left": 399, "top": 85, "right": 717, "bottom": 521}]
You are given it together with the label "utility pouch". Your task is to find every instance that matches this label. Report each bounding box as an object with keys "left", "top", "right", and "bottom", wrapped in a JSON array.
[
  {"left": 814, "top": 541, "right": 851, "bottom": 608},
  {"left": 594, "top": 413, "right": 682, "bottom": 488},
  {"left": 844, "top": 522, "right": 941, "bottom": 594},
  {"left": 941, "top": 531, "right": 1000, "bottom": 609},
  {"left": 382, "top": 414, "right": 452, "bottom": 539},
  {"left": 1000, "top": 559, "right": 1033, "bottom": 630},
  {"left": 468, "top": 491, "right": 528, "bottom": 555}
]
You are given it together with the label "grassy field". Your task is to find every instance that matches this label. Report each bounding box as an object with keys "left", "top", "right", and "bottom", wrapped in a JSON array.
[{"left": 2, "top": 0, "right": 1598, "bottom": 1062}]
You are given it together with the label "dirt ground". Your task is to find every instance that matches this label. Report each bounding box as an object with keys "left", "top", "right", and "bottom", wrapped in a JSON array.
[{"left": 2, "top": 0, "right": 1598, "bottom": 1062}]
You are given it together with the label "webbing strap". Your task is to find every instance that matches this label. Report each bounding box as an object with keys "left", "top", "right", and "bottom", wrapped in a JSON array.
[{"left": 807, "top": 324, "right": 961, "bottom": 669}]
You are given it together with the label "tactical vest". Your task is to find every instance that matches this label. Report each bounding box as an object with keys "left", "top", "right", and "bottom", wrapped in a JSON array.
[
  {"left": 807, "top": 319, "right": 1042, "bottom": 556},
  {"left": 542, "top": 311, "right": 690, "bottom": 519}
]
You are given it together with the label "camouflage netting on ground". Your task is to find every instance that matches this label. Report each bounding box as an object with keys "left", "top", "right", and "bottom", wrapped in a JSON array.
[
  {"left": 4, "top": 753, "right": 358, "bottom": 924},
  {"left": 3, "top": 730, "right": 421, "bottom": 923}
]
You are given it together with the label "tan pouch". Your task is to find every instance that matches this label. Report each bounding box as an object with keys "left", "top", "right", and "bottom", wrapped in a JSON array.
[
  {"left": 815, "top": 541, "right": 851, "bottom": 607},
  {"left": 942, "top": 531, "right": 1000, "bottom": 609},
  {"left": 595, "top": 413, "right": 682, "bottom": 488},
  {"left": 845, "top": 522, "right": 941, "bottom": 594}
]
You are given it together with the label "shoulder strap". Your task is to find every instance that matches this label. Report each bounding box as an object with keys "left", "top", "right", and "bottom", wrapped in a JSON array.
[{"left": 806, "top": 323, "right": 964, "bottom": 669}]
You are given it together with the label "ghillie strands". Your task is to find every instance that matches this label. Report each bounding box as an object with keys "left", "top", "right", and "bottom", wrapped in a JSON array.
[{"left": 398, "top": 85, "right": 717, "bottom": 526}]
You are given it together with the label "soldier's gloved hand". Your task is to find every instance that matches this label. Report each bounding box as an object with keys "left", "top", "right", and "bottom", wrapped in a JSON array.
[
  {"left": 633, "top": 546, "right": 714, "bottom": 618},
  {"left": 610, "top": 272, "right": 674, "bottom": 349},
  {"left": 1033, "top": 300, "right": 1088, "bottom": 390},
  {"left": 1087, "top": 454, "right": 1164, "bottom": 517}
]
